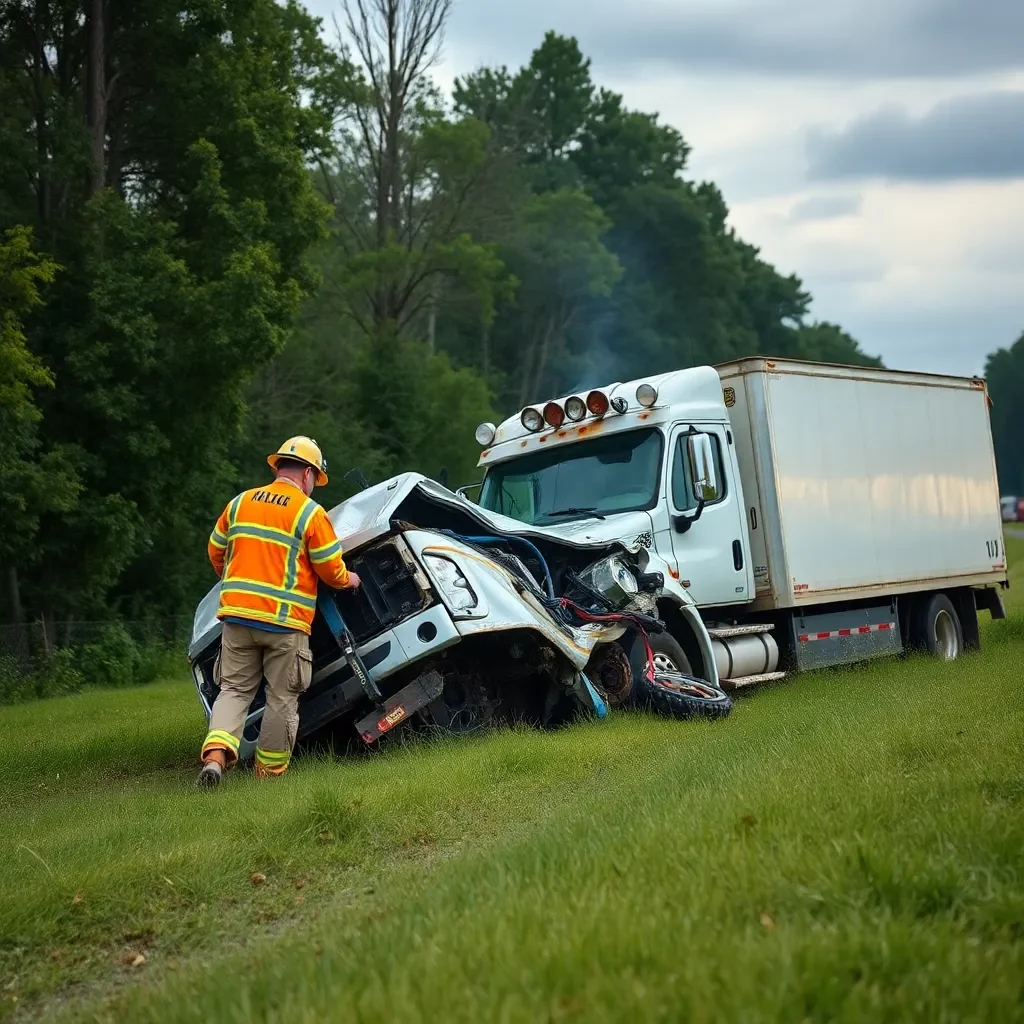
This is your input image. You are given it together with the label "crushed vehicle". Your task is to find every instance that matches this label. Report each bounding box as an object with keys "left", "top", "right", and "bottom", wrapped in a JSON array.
[{"left": 188, "top": 474, "right": 729, "bottom": 761}]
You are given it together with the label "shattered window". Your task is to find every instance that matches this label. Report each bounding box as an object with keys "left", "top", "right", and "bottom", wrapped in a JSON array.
[{"left": 479, "top": 428, "right": 664, "bottom": 525}]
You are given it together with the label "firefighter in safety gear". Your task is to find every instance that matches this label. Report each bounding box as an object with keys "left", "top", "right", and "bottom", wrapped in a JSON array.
[{"left": 198, "top": 436, "right": 361, "bottom": 788}]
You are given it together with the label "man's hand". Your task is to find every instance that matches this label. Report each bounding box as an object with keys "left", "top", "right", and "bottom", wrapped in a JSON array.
[{"left": 345, "top": 572, "right": 361, "bottom": 590}]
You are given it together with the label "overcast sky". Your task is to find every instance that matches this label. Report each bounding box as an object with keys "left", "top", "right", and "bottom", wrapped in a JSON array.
[{"left": 308, "top": 0, "right": 1024, "bottom": 376}]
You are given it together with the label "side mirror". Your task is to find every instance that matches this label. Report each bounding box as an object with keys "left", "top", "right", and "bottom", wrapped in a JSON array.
[
  {"left": 687, "top": 433, "right": 720, "bottom": 503},
  {"left": 672, "top": 432, "right": 719, "bottom": 534}
]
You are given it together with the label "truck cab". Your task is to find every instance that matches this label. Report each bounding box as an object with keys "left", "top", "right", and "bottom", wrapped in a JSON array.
[{"left": 474, "top": 366, "right": 754, "bottom": 612}]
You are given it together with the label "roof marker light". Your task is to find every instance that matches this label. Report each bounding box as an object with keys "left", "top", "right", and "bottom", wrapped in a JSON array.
[
  {"left": 520, "top": 407, "right": 544, "bottom": 432},
  {"left": 636, "top": 384, "right": 658, "bottom": 408},
  {"left": 565, "top": 396, "right": 587, "bottom": 421},
  {"left": 586, "top": 390, "right": 610, "bottom": 417},
  {"left": 475, "top": 422, "right": 496, "bottom": 446},
  {"left": 611, "top": 397, "right": 628, "bottom": 414},
  {"left": 543, "top": 401, "right": 565, "bottom": 428}
]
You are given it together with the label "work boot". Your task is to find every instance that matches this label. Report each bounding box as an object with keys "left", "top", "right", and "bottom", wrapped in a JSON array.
[{"left": 197, "top": 748, "right": 227, "bottom": 788}]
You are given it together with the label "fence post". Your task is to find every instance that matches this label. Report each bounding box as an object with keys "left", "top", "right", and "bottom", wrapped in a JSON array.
[{"left": 39, "top": 615, "right": 52, "bottom": 656}]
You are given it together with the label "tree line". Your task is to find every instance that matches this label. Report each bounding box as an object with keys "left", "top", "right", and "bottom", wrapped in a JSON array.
[
  {"left": 986, "top": 332, "right": 1024, "bottom": 498},
  {"left": 3, "top": 0, "right": 1011, "bottom": 639}
]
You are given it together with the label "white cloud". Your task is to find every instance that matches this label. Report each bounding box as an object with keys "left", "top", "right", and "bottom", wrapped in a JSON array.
[
  {"left": 731, "top": 180, "right": 1024, "bottom": 373},
  {"left": 788, "top": 195, "right": 863, "bottom": 222}
]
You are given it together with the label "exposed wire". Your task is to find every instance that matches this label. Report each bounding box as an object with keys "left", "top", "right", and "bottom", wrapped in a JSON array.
[
  {"left": 437, "top": 531, "right": 658, "bottom": 680},
  {"left": 439, "top": 531, "right": 554, "bottom": 597}
]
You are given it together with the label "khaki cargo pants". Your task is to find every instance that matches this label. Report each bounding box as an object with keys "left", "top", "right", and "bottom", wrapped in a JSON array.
[{"left": 201, "top": 622, "right": 313, "bottom": 776}]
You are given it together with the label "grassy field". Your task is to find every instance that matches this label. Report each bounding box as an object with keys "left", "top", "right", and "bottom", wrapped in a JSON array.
[{"left": 2, "top": 542, "right": 1023, "bottom": 1022}]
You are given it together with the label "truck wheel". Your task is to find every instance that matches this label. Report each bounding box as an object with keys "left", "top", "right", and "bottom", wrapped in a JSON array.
[
  {"left": 912, "top": 593, "right": 963, "bottom": 660},
  {"left": 624, "top": 630, "right": 690, "bottom": 702},
  {"left": 646, "top": 631, "right": 693, "bottom": 677},
  {"left": 626, "top": 632, "right": 733, "bottom": 720}
]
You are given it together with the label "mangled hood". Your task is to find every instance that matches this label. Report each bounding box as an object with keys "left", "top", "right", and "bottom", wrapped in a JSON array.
[
  {"left": 190, "top": 472, "right": 655, "bottom": 659},
  {"left": 328, "top": 472, "right": 654, "bottom": 555}
]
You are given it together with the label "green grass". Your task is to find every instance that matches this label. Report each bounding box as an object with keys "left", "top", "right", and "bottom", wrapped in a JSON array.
[{"left": 2, "top": 540, "right": 1023, "bottom": 1022}]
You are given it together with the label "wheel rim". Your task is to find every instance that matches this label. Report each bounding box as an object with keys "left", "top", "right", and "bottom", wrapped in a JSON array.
[
  {"left": 933, "top": 609, "right": 959, "bottom": 660},
  {"left": 654, "top": 676, "right": 722, "bottom": 701},
  {"left": 653, "top": 652, "right": 681, "bottom": 674}
]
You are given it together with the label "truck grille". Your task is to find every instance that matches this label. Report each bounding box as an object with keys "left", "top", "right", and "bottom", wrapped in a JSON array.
[{"left": 331, "top": 538, "right": 430, "bottom": 644}]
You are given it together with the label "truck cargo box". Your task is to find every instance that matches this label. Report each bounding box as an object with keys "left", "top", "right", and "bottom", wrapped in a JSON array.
[{"left": 717, "top": 358, "right": 1006, "bottom": 611}]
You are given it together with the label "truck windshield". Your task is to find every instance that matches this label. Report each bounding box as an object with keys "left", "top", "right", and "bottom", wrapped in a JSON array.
[{"left": 478, "top": 428, "right": 663, "bottom": 525}]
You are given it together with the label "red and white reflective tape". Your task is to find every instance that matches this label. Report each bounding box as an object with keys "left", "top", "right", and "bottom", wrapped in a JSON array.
[{"left": 797, "top": 622, "right": 895, "bottom": 643}]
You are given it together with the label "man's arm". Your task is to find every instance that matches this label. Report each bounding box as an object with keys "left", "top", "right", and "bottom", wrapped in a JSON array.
[
  {"left": 306, "top": 506, "right": 359, "bottom": 590},
  {"left": 208, "top": 505, "right": 231, "bottom": 578}
]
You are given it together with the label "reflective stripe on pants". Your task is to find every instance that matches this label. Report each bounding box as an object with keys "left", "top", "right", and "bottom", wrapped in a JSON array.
[{"left": 202, "top": 622, "right": 313, "bottom": 770}]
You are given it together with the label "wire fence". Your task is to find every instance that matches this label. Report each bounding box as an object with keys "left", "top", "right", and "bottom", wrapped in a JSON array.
[{"left": 0, "top": 617, "right": 192, "bottom": 675}]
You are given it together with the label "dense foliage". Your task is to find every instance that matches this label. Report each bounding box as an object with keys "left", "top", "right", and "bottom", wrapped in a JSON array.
[
  {"left": 986, "top": 332, "right": 1024, "bottom": 497},
  {"left": 9, "top": 0, "right": 1010, "bottom": 645}
]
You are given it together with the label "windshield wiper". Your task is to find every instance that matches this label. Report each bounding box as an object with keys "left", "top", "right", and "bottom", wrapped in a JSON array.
[{"left": 538, "top": 506, "right": 606, "bottom": 521}]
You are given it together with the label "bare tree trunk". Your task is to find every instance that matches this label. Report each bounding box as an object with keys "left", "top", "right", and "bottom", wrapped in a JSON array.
[
  {"left": 33, "top": 0, "right": 50, "bottom": 227},
  {"left": 40, "top": 612, "right": 54, "bottom": 656},
  {"left": 86, "top": 0, "right": 107, "bottom": 196},
  {"left": 106, "top": 112, "right": 124, "bottom": 192},
  {"left": 6, "top": 568, "right": 24, "bottom": 628},
  {"left": 531, "top": 315, "right": 559, "bottom": 400},
  {"left": 517, "top": 326, "right": 538, "bottom": 408},
  {"left": 344, "top": 0, "right": 453, "bottom": 328},
  {"left": 5, "top": 567, "right": 30, "bottom": 662}
]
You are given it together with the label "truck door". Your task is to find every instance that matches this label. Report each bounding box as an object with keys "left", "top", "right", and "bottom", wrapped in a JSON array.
[{"left": 665, "top": 423, "right": 752, "bottom": 607}]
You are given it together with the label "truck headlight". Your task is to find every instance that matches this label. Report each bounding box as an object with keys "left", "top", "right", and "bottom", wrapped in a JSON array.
[
  {"left": 611, "top": 557, "right": 639, "bottom": 596},
  {"left": 574, "top": 554, "right": 640, "bottom": 609},
  {"left": 422, "top": 554, "right": 479, "bottom": 613}
]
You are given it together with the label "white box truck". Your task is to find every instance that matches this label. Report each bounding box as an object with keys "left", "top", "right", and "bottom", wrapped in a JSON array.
[{"left": 469, "top": 356, "right": 1008, "bottom": 689}]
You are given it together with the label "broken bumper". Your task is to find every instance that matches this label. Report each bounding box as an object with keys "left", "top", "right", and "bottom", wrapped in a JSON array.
[{"left": 192, "top": 600, "right": 462, "bottom": 761}]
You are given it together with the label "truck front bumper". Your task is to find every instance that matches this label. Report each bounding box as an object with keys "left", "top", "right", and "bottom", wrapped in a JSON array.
[{"left": 192, "top": 601, "right": 461, "bottom": 761}]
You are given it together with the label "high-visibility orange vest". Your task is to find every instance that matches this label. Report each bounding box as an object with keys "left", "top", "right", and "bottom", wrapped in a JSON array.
[{"left": 207, "top": 478, "right": 350, "bottom": 634}]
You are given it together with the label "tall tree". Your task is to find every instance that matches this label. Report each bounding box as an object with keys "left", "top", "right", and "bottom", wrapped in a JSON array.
[
  {"left": 0, "top": 226, "right": 78, "bottom": 624},
  {"left": 986, "top": 332, "right": 1024, "bottom": 495},
  {"left": 325, "top": 0, "right": 512, "bottom": 337},
  {"left": 447, "top": 32, "right": 882, "bottom": 403},
  {"left": 500, "top": 189, "right": 621, "bottom": 406},
  {"left": 0, "top": 0, "right": 355, "bottom": 620}
]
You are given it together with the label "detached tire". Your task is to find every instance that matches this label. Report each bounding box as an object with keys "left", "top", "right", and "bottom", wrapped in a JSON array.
[
  {"left": 626, "top": 631, "right": 733, "bottom": 720},
  {"left": 639, "top": 672, "right": 734, "bottom": 720},
  {"left": 911, "top": 593, "right": 963, "bottom": 661}
]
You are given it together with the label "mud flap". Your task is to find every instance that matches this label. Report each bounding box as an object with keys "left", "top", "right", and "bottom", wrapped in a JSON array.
[{"left": 355, "top": 670, "right": 445, "bottom": 744}]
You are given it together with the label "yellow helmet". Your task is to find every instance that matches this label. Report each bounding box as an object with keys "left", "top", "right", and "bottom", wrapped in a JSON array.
[{"left": 267, "top": 436, "right": 328, "bottom": 487}]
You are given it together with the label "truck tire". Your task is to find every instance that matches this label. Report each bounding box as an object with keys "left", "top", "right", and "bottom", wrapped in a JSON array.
[
  {"left": 626, "top": 632, "right": 733, "bottom": 720},
  {"left": 911, "top": 593, "right": 963, "bottom": 660},
  {"left": 637, "top": 672, "right": 734, "bottom": 720}
]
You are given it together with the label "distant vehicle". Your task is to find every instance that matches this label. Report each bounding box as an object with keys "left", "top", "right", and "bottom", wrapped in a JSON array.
[{"left": 1001, "top": 496, "right": 1020, "bottom": 522}]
